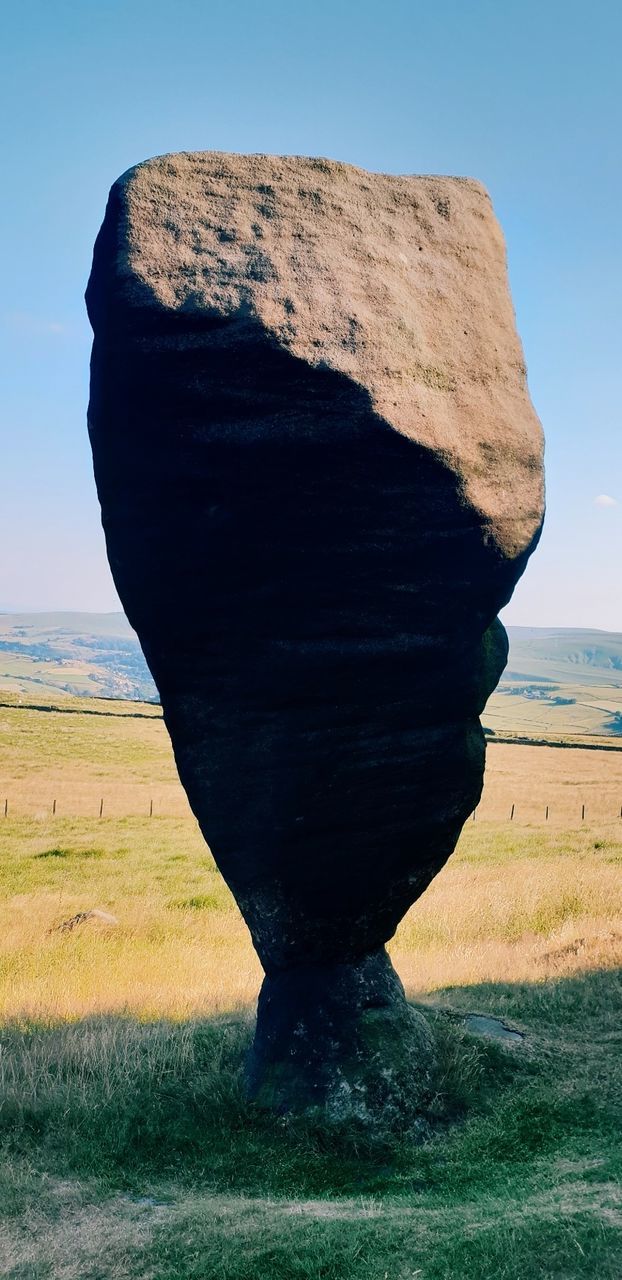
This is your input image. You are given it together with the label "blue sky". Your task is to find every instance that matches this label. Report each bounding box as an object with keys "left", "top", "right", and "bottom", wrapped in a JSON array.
[{"left": 1, "top": 0, "right": 620, "bottom": 627}]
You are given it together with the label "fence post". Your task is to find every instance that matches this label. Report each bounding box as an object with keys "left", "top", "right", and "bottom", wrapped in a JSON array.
[
  {"left": 3, "top": 798, "right": 6, "bottom": 818},
  {"left": 510, "top": 803, "right": 515, "bottom": 821},
  {"left": 545, "top": 805, "right": 549, "bottom": 821},
  {"left": 149, "top": 798, "right": 153, "bottom": 817},
  {"left": 99, "top": 798, "right": 104, "bottom": 818},
  {"left": 581, "top": 804, "right": 585, "bottom": 822},
  {"left": 52, "top": 798, "right": 56, "bottom": 816}
]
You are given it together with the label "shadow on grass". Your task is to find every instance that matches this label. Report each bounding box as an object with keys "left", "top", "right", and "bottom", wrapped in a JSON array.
[{"left": 0, "top": 968, "right": 619, "bottom": 1202}]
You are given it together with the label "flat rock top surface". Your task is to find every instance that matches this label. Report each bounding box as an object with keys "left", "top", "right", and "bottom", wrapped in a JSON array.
[{"left": 93, "top": 151, "right": 544, "bottom": 560}]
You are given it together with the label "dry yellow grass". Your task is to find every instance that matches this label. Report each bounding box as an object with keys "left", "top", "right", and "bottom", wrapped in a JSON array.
[
  {"left": 2, "top": 690, "right": 622, "bottom": 825},
  {"left": 478, "top": 741, "right": 622, "bottom": 826},
  {"left": 393, "top": 836, "right": 622, "bottom": 996},
  {"left": 1, "top": 815, "right": 620, "bottom": 1023},
  {"left": 1, "top": 690, "right": 621, "bottom": 1024}
]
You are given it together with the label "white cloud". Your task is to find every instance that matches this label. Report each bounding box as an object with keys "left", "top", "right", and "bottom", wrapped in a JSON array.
[
  {"left": 3, "top": 311, "right": 66, "bottom": 337},
  {"left": 594, "top": 494, "right": 617, "bottom": 507}
]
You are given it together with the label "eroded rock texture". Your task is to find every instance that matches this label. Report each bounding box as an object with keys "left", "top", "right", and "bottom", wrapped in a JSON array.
[{"left": 86, "top": 152, "right": 544, "bottom": 1112}]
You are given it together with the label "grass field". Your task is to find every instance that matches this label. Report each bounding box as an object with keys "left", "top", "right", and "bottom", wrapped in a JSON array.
[
  {"left": 484, "top": 681, "right": 622, "bottom": 739},
  {"left": 2, "top": 689, "right": 622, "bottom": 825},
  {"left": 1, "top": 693, "right": 621, "bottom": 1277}
]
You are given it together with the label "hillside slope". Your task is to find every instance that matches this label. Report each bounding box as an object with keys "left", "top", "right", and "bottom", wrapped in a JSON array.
[
  {"left": 486, "top": 627, "right": 622, "bottom": 738},
  {"left": 505, "top": 627, "right": 622, "bottom": 685},
  {"left": 0, "top": 612, "right": 157, "bottom": 701}
]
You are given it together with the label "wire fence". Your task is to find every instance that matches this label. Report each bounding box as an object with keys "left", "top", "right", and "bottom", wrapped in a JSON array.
[
  {"left": 470, "top": 801, "right": 621, "bottom": 824},
  {"left": 3, "top": 793, "right": 622, "bottom": 827},
  {"left": 0, "top": 787, "right": 192, "bottom": 822}
]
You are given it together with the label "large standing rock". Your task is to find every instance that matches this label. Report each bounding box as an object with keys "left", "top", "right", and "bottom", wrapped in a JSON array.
[{"left": 86, "top": 152, "right": 544, "bottom": 1115}]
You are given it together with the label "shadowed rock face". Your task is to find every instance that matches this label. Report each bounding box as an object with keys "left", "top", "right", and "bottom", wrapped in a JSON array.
[{"left": 86, "top": 152, "right": 544, "bottom": 1113}]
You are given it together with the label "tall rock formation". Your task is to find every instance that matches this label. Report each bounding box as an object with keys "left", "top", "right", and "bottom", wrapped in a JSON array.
[{"left": 86, "top": 152, "right": 544, "bottom": 1113}]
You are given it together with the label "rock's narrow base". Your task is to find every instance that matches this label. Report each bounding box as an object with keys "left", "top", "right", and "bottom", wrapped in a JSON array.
[{"left": 247, "top": 949, "right": 435, "bottom": 1121}]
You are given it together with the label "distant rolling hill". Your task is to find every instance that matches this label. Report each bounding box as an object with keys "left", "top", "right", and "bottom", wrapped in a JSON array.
[
  {"left": 0, "top": 612, "right": 157, "bottom": 701},
  {"left": 502, "top": 627, "right": 622, "bottom": 686},
  {"left": 487, "top": 626, "right": 622, "bottom": 739},
  {"left": 1, "top": 613, "right": 621, "bottom": 738}
]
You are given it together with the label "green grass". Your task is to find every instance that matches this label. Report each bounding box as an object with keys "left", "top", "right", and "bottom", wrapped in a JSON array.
[{"left": 1, "top": 967, "right": 620, "bottom": 1278}]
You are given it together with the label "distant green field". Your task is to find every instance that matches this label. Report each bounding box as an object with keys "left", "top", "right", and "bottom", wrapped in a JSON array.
[
  {"left": 0, "top": 611, "right": 157, "bottom": 701},
  {"left": 484, "top": 680, "right": 622, "bottom": 739},
  {"left": 482, "top": 627, "right": 622, "bottom": 740}
]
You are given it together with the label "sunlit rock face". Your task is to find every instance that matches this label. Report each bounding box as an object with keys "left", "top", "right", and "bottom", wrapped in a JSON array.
[{"left": 86, "top": 152, "right": 544, "bottom": 1112}]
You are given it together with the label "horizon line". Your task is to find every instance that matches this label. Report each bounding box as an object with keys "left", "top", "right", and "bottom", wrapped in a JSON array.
[{"left": 0, "top": 608, "right": 621, "bottom": 637}]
